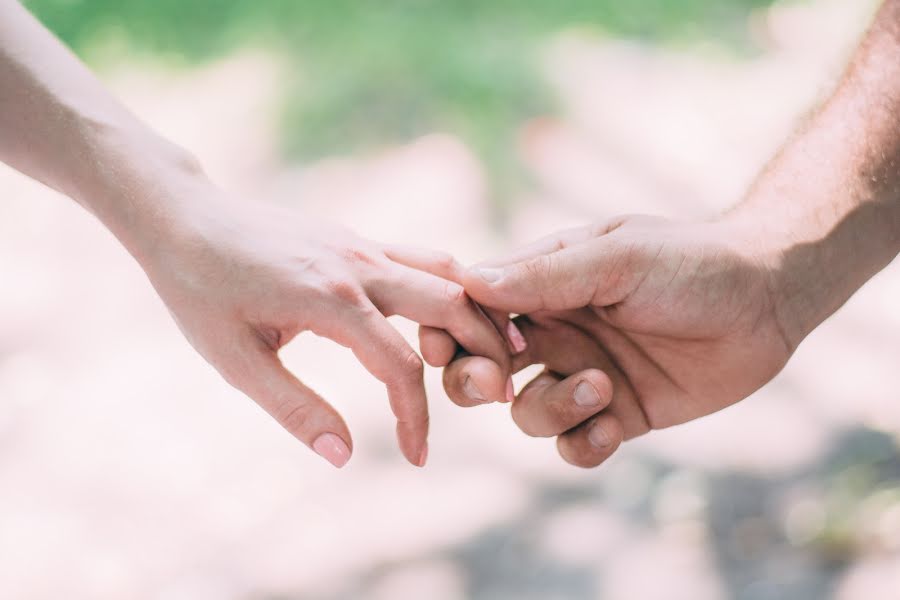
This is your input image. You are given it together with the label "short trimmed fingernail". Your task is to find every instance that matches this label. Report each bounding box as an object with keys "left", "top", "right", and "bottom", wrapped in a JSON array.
[
  {"left": 588, "top": 423, "right": 611, "bottom": 448},
  {"left": 505, "top": 378, "right": 515, "bottom": 403},
  {"left": 506, "top": 321, "right": 527, "bottom": 354},
  {"left": 476, "top": 267, "right": 504, "bottom": 283},
  {"left": 417, "top": 442, "right": 429, "bottom": 467},
  {"left": 574, "top": 381, "right": 601, "bottom": 407},
  {"left": 313, "top": 433, "right": 351, "bottom": 468},
  {"left": 463, "top": 376, "right": 487, "bottom": 403}
]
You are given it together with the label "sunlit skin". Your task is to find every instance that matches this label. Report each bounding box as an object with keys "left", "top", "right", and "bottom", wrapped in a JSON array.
[
  {"left": 423, "top": 216, "right": 795, "bottom": 466},
  {"left": 0, "top": 0, "right": 519, "bottom": 468},
  {"left": 427, "top": 0, "right": 899, "bottom": 468},
  {"left": 1, "top": 0, "right": 897, "bottom": 473},
  {"left": 139, "top": 198, "right": 518, "bottom": 468}
]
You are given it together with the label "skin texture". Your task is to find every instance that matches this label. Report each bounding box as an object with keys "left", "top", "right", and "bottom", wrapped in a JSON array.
[
  {"left": 139, "top": 195, "right": 516, "bottom": 468},
  {"left": 425, "top": 216, "right": 794, "bottom": 467},
  {"left": 0, "top": 0, "right": 518, "bottom": 468},
  {"left": 1, "top": 0, "right": 896, "bottom": 471},
  {"left": 427, "top": 0, "right": 900, "bottom": 468}
]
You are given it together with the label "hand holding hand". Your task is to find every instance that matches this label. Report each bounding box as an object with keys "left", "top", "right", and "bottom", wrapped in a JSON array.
[{"left": 428, "top": 215, "right": 797, "bottom": 467}]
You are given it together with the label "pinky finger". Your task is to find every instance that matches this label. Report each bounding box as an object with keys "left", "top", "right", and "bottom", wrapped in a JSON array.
[{"left": 557, "top": 413, "right": 624, "bottom": 469}]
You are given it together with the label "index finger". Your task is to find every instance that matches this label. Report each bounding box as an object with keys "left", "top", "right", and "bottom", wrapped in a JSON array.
[
  {"left": 383, "top": 245, "right": 527, "bottom": 356},
  {"left": 366, "top": 263, "right": 513, "bottom": 385}
]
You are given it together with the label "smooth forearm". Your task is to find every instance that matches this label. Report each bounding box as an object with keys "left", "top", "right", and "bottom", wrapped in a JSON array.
[
  {"left": 722, "top": 0, "right": 899, "bottom": 348},
  {"left": 0, "top": 0, "right": 211, "bottom": 258}
]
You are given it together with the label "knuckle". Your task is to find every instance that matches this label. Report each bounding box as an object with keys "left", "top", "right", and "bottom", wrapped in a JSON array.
[
  {"left": 523, "top": 254, "right": 555, "bottom": 283},
  {"left": 398, "top": 410, "right": 430, "bottom": 431},
  {"left": 216, "top": 362, "right": 244, "bottom": 391},
  {"left": 275, "top": 400, "right": 316, "bottom": 437},
  {"left": 589, "top": 217, "right": 626, "bottom": 237},
  {"left": 340, "top": 246, "right": 379, "bottom": 267},
  {"left": 552, "top": 227, "right": 585, "bottom": 251},
  {"left": 324, "top": 277, "right": 366, "bottom": 306},
  {"left": 398, "top": 349, "right": 425, "bottom": 380},
  {"left": 289, "top": 254, "right": 321, "bottom": 277},
  {"left": 588, "top": 220, "right": 609, "bottom": 237},
  {"left": 175, "top": 150, "right": 206, "bottom": 177},
  {"left": 214, "top": 351, "right": 255, "bottom": 392},
  {"left": 441, "top": 280, "right": 468, "bottom": 310},
  {"left": 433, "top": 251, "right": 462, "bottom": 277}
]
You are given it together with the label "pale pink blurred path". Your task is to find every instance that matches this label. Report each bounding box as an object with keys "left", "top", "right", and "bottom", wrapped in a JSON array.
[{"left": 1, "top": 1, "right": 897, "bottom": 598}]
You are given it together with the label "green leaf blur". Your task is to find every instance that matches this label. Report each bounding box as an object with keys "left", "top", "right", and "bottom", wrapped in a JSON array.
[{"left": 25, "top": 0, "right": 774, "bottom": 210}]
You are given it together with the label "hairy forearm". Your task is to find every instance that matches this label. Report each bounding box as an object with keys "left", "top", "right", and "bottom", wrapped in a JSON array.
[
  {"left": 0, "top": 0, "right": 211, "bottom": 258},
  {"left": 723, "top": 0, "right": 899, "bottom": 348}
]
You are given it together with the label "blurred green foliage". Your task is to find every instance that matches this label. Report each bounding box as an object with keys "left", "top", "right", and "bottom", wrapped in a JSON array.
[{"left": 26, "top": 0, "right": 774, "bottom": 212}]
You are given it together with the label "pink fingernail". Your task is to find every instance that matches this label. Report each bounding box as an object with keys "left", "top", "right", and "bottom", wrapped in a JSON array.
[
  {"left": 417, "top": 442, "right": 429, "bottom": 467},
  {"left": 313, "top": 433, "right": 351, "bottom": 468},
  {"left": 506, "top": 321, "right": 528, "bottom": 354},
  {"left": 505, "top": 378, "right": 515, "bottom": 403}
]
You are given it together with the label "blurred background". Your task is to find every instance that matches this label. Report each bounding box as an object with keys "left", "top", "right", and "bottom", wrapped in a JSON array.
[{"left": 1, "top": 0, "right": 898, "bottom": 598}]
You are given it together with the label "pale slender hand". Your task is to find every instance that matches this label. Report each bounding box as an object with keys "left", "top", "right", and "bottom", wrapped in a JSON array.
[
  {"left": 0, "top": 2, "right": 517, "bottom": 469},
  {"left": 137, "top": 189, "right": 514, "bottom": 468}
]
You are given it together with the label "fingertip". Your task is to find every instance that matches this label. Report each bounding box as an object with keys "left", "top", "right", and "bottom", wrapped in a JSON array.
[
  {"left": 313, "top": 432, "right": 352, "bottom": 468},
  {"left": 460, "top": 357, "right": 507, "bottom": 405},
  {"left": 463, "top": 375, "right": 488, "bottom": 404},
  {"left": 417, "top": 442, "right": 429, "bottom": 467},
  {"left": 419, "top": 326, "right": 456, "bottom": 367},
  {"left": 441, "top": 355, "right": 504, "bottom": 407},
  {"left": 396, "top": 419, "right": 430, "bottom": 466},
  {"left": 462, "top": 263, "right": 536, "bottom": 315},
  {"left": 557, "top": 414, "right": 624, "bottom": 469}
]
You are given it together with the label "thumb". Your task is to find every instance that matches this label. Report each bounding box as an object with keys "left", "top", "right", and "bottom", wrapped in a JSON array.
[
  {"left": 221, "top": 335, "right": 354, "bottom": 469},
  {"left": 462, "top": 238, "right": 615, "bottom": 314}
]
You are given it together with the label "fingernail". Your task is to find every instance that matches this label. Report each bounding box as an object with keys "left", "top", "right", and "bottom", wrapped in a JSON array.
[
  {"left": 506, "top": 321, "right": 528, "bottom": 354},
  {"left": 588, "top": 423, "right": 611, "bottom": 448},
  {"left": 313, "top": 433, "right": 351, "bottom": 468},
  {"left": 476, "top": 267, "right": 504, "bottom": 283},
  {"left": 574, "top": 381, "right": 601, "bottom": 407},
  {"left": 505, "top": 378, "right": 515, "bottom": 403},
  {"left": 417, "top": 442, "right": 429, "bottom": 467},
  {"left": 463, "top": 376, "right": 487, "bottom": 403}
]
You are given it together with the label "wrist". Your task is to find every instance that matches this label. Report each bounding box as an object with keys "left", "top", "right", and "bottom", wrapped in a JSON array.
[
  {"left": 715, "top": 191, "right": 899, "bottom": 351},
  {"left": 70, "top": 123, "right": 219, "bottom": 263},
  {"left": 708, "top": 212, "right": 813, "bottom": 351}
]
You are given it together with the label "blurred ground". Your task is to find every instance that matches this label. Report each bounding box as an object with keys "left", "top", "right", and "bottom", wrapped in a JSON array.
[{"left": 1, "top": 0, "right": 899, "bottom": 599}]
